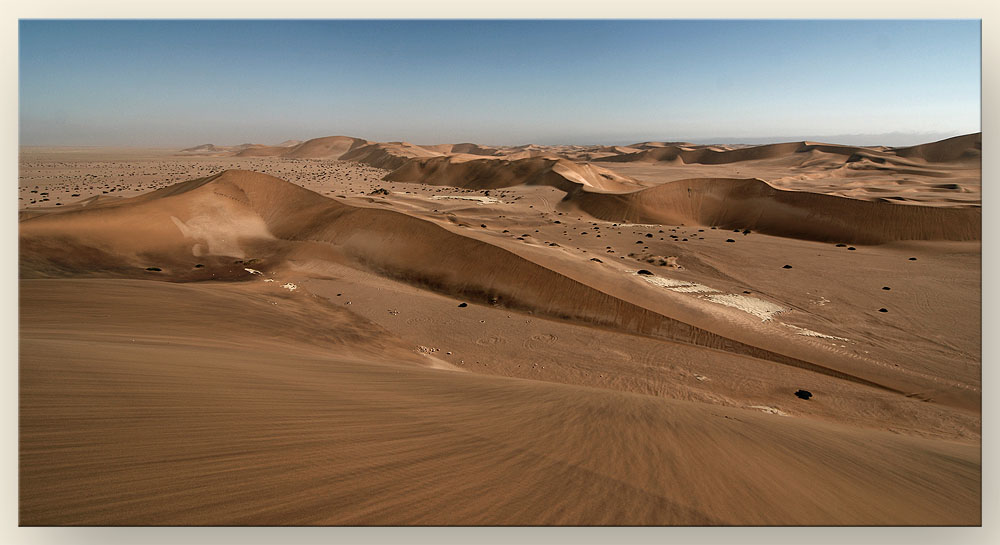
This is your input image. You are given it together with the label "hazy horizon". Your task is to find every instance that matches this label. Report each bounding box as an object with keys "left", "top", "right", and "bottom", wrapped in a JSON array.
[
  {"left": 19, "top": 20, "right": 981, "bottom": 147},
  {"left": 15, "top": 130, "right": 977, "bottom": 149}
]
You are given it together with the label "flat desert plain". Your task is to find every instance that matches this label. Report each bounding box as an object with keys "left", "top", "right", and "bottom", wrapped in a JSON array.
[{"left": 19, "top": 134, "right": 982, "bottom": 525}]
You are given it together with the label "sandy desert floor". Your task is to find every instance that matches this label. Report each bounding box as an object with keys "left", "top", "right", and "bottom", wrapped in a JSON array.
[{"left": 18, "top": 134, "right": 982, "bottom": 525}]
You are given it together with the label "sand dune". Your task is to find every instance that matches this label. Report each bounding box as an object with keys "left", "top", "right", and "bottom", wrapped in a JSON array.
[
  {"left": 603, "top": 141, "right": 870, "bottom": 165},
  {"left": 20, "top": 168, "right": 979, "bottom": 398},
  {"left": 602, "top": 134, "right": 981, "bottom": 170},
  {"left": 385, "top": 156, "right": 642, "bottom": 192},
  {"left": 19, "top": 133, "right": 981, "bottom": 526},
  {"left": 19, "top": 171, "right": 852, "bottom": 375},
  {"left": 419, "top": 142, "right": 499, "bottom": 156},
  {"left": 339, "top": 141, "right": 444, "bottom": 170},
  {"left": 179, "top": 143, "right": 268, "bottom": 156},
  {"left": 562, "top": 177, "right": 981, "bottom": 244},
  {"left": 891, "top": 133, "right": 982, "bottom": 163},
  {"left": 19, "top": 278, "right": 979, "bottom": 525},
  {"left": 234, "top": 135, "right": 371, "bottom": 159}
]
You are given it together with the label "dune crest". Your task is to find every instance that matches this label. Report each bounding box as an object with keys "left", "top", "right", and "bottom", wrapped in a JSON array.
[
  {"left": 234, "top": 135, "right": 372, "bottom": 159},
  {"left": 561, "top": 177, "right": 981, "bottom": 244},
  {"left": 21, "top": 169, "right": 913, "bottom": 393},
  {"left": 385, "top": 156, "right": 642, "bottom": 192}
]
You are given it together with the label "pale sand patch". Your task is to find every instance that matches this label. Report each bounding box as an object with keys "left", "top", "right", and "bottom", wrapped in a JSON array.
[
  {"left": 638, "top": 275, "right": 720, "bottom": 294},
  {"left": 749, "top": 405, "right": 790, "bottom": 417},
  {"left": 429, "top": 195, "right": 502, "bottom": 204},
  {"left": 782, "top": 323, "right": 851, "bottom": 342},
  {"left": 703, "top": 294, "right": 786, "bottom": 322},
  {"left": 281, "top": 283, "right": 297, "bottom": 291}
]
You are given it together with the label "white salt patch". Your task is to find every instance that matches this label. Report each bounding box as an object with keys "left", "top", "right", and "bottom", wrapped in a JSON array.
[
  {"left": 639, "top": 275, "right": 719, "bottom": 294},
  {"left": 429, "top": 195, "right": 501, "bottom": 205},
  {"left": 263, "top": 279, "right": 275, "bottom": 283},
  {"left": 703, "top": 294, "right": 786, "bottom": 322},
  {"left": 782, "top": 323, "right": 850, "bottom": 342},
  {"left": 749, "top": 405, "right": 790, "bottom": 417},
  {"left": 281, "top": 283, "right": 297, "bottom": 291},
  {"left": 244, "top": 268, "right": 262, "bottom": 276}
]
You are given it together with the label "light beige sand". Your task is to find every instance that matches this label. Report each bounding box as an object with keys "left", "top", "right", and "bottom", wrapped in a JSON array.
[{"left": 18, "top": 134, "right": 981, "bottom": 525}]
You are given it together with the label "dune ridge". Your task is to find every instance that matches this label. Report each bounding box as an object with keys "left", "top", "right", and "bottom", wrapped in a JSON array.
[
  {"left": 891, "top": 133, "right": 982, "bottom": 163},
  {"left": 234, "top": 135, "right": 372, "bottom": 159},
  {"left": 18, "top": 133, "right": 982, "bottom": 526},
  {"left": 20, "top": 170, "right": 907, "bottom": 393},
  {"left": 385, "top": 156, "right": 642, "bottom": 192},
  {"left": 600, "top": 133, "right": 981, "bottom": 167},
  {"left": 561, "top": 177, "right": 981, "bottom": 245}
]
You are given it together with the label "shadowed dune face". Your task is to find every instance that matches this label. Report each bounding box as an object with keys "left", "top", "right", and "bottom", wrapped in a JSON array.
[
  {"left": 19, "top": 169, "right": 978, "bottom": 399},
  {"left": 233, "top": 136, "right": 372, "bottom": 158},
  {"left": 19, "top": 133, "right": 981, "bottom": 525},
  {"left": 602, "top": 133, "right": 982, "bottom": 166},
  {"left": 891, "top": 133, "right": 982, "bottom": 163},
  {"left": 385, "top": 156, "right": 641, "bottom": 192},
  {"left": 561, "top": 177, "right": 981, "bottom": 245},
  {"left": 21, "top": 171, "right": 851, "bottom": 380}
]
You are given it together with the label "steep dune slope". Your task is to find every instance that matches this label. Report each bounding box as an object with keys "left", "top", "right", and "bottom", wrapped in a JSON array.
[
  {"left": 563, "top": 177, "right": 981, "bottom": 244},
  {"left": 891, "top": 132, "right": 982, "bottom": 163},
  {"left": 385, "top": 156, "right": 642, "bottom": 192},
  {"left": 602, "top": 141, "right": 869, "bottom": 165},
  {"left": 339, "top": 141, "right": 444, "bottom": 170},
  {"left": 234, "top": 136, "right": 371, "bottom": 158},
  {"left": 20, "top": 170, "right": 909, "bottom": 393}
]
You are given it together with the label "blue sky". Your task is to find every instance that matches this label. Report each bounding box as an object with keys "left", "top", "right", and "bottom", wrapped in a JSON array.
[{"left": 19, "top": 20, "right": 981, "bottom": 146}]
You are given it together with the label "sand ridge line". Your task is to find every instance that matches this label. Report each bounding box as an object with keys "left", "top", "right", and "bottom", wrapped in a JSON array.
[{"left": 429, "top": 195, "right": 503, "bottom": 204}]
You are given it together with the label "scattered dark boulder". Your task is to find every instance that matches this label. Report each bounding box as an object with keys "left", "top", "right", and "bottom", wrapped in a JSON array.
[
  {"left": 908, "top": 257, "right": 917, "bottom": 261},
  {"left": 879, "top": 308, "right": 888, "bottom": 313},
  {"left": 145, "top": 267, "right": 162, "bottom": 272},
  {"left": 369, "top": 188, "right": 390, "bottom": 196},
  {"left": 742, "top": 229, "right": 751, "bottom": 235},
  {"left": 794, "top": 389, "right": 812, "bottom": 400},
  {"left": 636, "top": 269, "right": 654, "bottom": 276},
  {"left": 847, "top": 247, "right": 856, "bottom": 251},
  {"left": 836, "top": 243, "right": 847, "bottom": 247},
  {"left": 590, "top": 258, "right": 603, "bottom": 263},
  {"left": 725, "top": 239, "right": 735, "bottom": 243},
  {"left": 882, "top": 286, "right": 891, "bottom": 290},
  {"left": 193, "top": 264, "right": 204, "bottom": 268},
  {"left": 458, "top": 302, "right": 468, "bottom": 308},
  {"left": 782, "top": 265, "right": 793, "bottom": 269},
  {"left": 645, "top": 233, "right": 653, "bottom": 238}
]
